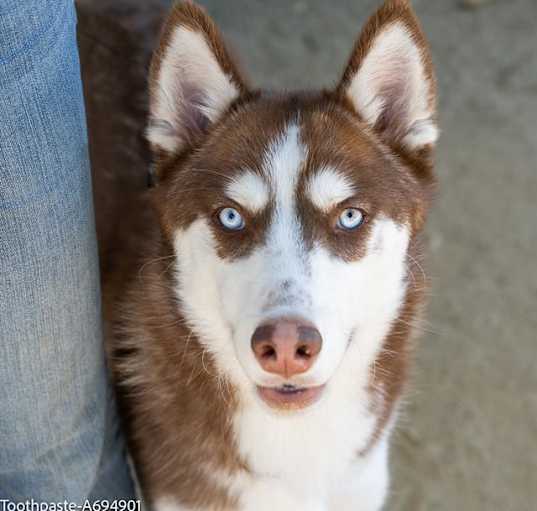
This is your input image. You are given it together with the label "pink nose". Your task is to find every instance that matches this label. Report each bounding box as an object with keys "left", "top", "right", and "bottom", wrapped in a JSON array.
[{"left": 251, "top": 318, "right": 322, "bottom": 378}]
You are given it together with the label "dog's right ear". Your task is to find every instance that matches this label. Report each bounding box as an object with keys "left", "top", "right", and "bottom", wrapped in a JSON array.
[{"left": 146, "top": 1, "right": 247, "bottom": 156}]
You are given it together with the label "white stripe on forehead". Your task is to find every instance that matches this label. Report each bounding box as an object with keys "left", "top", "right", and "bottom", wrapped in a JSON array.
[
  {"left": 262, "top": 123, "right": 310, "bottom": 310},
  {"left": 225, "top": 125, "right": 304, "bottom": 216},
  {"left": 225, "top": 170, "right": 270, "bottom": 213},
  {"left": 265, "top": 123, "right": 305, "bottom": 207},
  {"left": 307, "top": 167, "right": 356, "bottom": 212}
]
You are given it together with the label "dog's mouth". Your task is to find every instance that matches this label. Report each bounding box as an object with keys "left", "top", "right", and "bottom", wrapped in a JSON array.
[{"left": 257, "top": 383, "right": 325, "bottom": 411}]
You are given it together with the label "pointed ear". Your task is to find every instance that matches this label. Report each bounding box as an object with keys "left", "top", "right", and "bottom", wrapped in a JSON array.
[
  {"left": 146, "top": 1, "right": 248, "bottom": 155},
  {"left": 336, "top": 0, "right": 438, "bottom": 152}
]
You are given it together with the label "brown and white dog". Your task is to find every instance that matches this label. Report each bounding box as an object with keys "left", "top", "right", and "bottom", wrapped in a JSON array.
[{"left": 106, "top": 0, "right": 438, "bottom": 509}]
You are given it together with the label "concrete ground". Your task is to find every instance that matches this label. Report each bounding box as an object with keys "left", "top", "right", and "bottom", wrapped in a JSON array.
[{"left": 80, "top": 0, "right": 537, "bottom": 509}]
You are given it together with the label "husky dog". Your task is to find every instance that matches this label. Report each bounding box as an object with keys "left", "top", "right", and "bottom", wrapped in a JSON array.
[{"left": 106, "top": 1, "right": 438, "bottom": 509}]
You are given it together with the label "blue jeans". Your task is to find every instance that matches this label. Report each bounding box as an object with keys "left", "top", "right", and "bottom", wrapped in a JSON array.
[{"left": 0, "top": 0, "right": 134, "bottom": 501}]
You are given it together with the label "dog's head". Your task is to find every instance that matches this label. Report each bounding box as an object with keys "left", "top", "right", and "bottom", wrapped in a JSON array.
[{"left": 147, "top": 0, "right": 437, "bottom": 412}]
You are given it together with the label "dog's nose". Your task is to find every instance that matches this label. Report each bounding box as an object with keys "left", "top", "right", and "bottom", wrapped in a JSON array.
[{"left": 251, "top": 318, "right": 322, "bottom": 378}]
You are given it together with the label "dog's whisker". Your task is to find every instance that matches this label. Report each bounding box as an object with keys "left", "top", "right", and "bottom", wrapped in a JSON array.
[
  {"left": 407, "top": 254, "right": 428, "bottom": 283},
  {"left": 138, "top": 254, "right": 176, "bottom": 279}
]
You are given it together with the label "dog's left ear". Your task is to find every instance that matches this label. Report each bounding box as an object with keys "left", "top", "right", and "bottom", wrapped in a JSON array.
[
  {"left": 337, "top": 0, "right": 438, "bottom": 152},
  {"left": 147, "top": 1, "right": 248, "bottom": 155}
]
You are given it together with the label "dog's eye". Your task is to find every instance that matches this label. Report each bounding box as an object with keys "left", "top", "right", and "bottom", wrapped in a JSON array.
[
  {"left": 337, "top": 208, "right": 364, "bottom": 231},
  {"left": 218, "top": 207, "right": 245, "bottom": 231}
]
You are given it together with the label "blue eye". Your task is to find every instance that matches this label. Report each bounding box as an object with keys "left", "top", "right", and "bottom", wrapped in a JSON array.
[
  {"left": 337, "top": 208, "right": 365, "bottom": 230},
  {"left": 218, "top": 207, "right": 245, "bottom": 231}
]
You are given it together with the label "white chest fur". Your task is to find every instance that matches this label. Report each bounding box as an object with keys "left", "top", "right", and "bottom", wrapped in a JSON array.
[
  {"left": 231, "top": 372, "right": 391, "bottom": 511},
  {"left": 155, "top": 434, "right": 389, "bottom": 511},
  {"left": 236, "top": 437, "right": 390, "bottom": 511},
  {"left": 153, "top": 358, "right": 393, "bottom": 511}
]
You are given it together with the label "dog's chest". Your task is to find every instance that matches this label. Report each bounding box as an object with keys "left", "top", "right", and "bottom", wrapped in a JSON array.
[{"left": 231, "top": 387, "right": 382, "bottom": 506}]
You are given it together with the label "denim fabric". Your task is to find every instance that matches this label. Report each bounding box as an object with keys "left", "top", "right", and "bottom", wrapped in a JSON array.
[{"left": 0, "top": 0, "right": 134, "bottom": 501}]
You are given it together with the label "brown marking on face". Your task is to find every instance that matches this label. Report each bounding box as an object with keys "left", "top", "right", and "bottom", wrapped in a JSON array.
[
  {"left": 151, "top": 92, "right": 432, "bottom": 267},
  {"left": 150, "top": 96, "right": 289, "bottom": 259},
  {"left": 297, "top": 100, "right": 432, "bottom": 261}
]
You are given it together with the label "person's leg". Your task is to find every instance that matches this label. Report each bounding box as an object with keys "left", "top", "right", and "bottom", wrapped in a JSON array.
[{"left": 0, "top": 0, "right": 134, "bottom": 501}]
